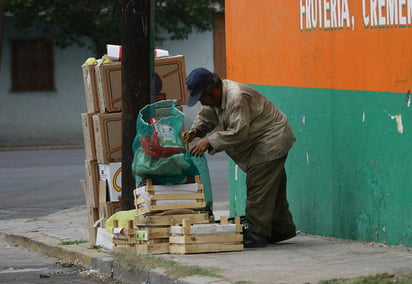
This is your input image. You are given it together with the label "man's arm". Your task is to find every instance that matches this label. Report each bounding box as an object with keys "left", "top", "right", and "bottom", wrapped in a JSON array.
[{"left": 191, "top": 106, "right": 219, "bottom": 137}]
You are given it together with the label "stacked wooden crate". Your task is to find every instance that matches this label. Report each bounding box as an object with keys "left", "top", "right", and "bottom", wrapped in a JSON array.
[
  {"left": 134, "top": 210, "right": 210, "bottom": 254},
  {"left": 131, "top": 175, "right": 208, "bottom": 254},
  {"left": 110, "top": 176, "right": 244, "bottom": 254},
  {"left": 128, "top": 176, "right": 244, "bottom": 254},
  {"left": 112, "top": 219, "right": 136, "bottom": 250},
  {"left": 169, "top": 216, "right": 243, "bottom": 254}
]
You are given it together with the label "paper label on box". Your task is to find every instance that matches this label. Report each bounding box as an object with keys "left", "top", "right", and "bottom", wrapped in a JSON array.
[
  {"left": 136, "top": 230, "right": 148, "bottom": 241},
  {"left": 99, "top": 163, "right": 122, "bottom": 201}
]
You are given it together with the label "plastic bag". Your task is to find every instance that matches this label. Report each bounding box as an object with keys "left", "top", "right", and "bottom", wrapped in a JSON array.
[
  {"left": 132, "top": 100, "right": 199, "bottom": 185},
  {"left": 105, "top": 209, "right": 136, "bottom": 235},
  {"left": 191, "top": 155, "right": 213, "bottom": 211}
]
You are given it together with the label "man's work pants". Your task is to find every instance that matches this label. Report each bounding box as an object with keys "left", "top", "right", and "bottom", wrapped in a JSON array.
[{"left": 245, "top": 156, "right": 296, "bottom": 237}]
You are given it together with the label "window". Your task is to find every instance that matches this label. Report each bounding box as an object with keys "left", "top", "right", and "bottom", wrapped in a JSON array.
[{"left": 11, "top": 39, "right": 55, "bottom": 92}]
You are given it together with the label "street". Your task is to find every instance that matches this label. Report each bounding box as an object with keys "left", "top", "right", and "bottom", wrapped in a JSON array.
[
  {"left": 0, "top": 148, "right": 88, "bottom": 220},
  {"left": 0, "top": 148, "right": 229, "bottom": 220},
  {"left": 0, "top": 147, "right": 229, "bottom": 283},
  {"left": 0, "top": 234, "right": 117, "bottom": 284}
]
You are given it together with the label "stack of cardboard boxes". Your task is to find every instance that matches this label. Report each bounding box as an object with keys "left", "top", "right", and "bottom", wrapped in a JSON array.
[{"left": 80, "top": 52, "right": 188, "bottom": 245}]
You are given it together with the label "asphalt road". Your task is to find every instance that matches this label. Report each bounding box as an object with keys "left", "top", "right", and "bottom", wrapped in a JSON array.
[
  {"left": 0, "top": 148, "right": 229, "bottom": 220},
  {"left": 0, "top": 234, "right": 114, "bottom": 284}
]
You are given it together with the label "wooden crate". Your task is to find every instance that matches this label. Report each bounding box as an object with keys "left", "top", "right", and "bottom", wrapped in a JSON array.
[
  {"left": 133, "top": 211, "right": 210, "bottom": 254},
  {"left": 134, "top": 176, "right": 206, "bottom": 216},
  {"left": 135, "top": 211, "right": 210, "bottom": 226},
  {"left": 111, "top": 218, "right": 170, "bottom": 254},
  {"left": 112, "top": 220, "right": 136, "bottom": 252},
  {"left": 169, "top": 216, "right": 244, "bottom": 254},
  {"left": 135, "top": 226, "right": 170, "bottom": 255}
]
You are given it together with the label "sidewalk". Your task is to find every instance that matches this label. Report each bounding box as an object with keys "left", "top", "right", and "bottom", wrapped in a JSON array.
[{"left": 0, "top": 203, "right": 411, "bottom": 284}]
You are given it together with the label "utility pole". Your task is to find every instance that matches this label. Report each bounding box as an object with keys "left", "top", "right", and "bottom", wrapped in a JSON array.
[{"left": 120, "top": 0, "right": 154, "bottom": 210}]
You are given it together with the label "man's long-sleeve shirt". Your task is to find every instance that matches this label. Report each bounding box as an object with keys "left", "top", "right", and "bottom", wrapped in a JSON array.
[
  {"left": 192, "top": 80, "right": 296, "bottom": 171},
  {"left": 191, "top": 80, "right": 296, "bottom": 172}
]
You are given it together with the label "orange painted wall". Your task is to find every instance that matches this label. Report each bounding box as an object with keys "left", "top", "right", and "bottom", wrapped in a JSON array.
[{"left": 226, "top": 0, "right": 412, "bottom": 93}]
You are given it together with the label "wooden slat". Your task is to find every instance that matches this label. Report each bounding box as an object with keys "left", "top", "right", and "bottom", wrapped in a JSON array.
[
  {"left": 135, "top": 193, "right": 203, "bottom": 204},
  {"left": 138, "top": 238, "right": 169, "bottom": 244},
  {"left": 135, "top": 212, "right": 209, "bottom": 226},
  {"left": 171, "top": 223, "right": 237, "bottom": 235},
  {"left": 136, "top": 202, "right": 206, "bottom": 216},
  {"left": 150, "top": 193, "right": 204, "bottom": 200},
  {"left": 113, "top": 238, "right": 136, "bottom": 245},
  {"left": 135, "top": 242, "right": 169, "bottom": 255},
  {"left": 169, "top": 233, "right": 243, "bottom": 244},
  {"left": 136, "top": 226, "right": 170, "bottom": 240},
  {"left": 169, "top": 243, "right": 243, "bottom": 254}
]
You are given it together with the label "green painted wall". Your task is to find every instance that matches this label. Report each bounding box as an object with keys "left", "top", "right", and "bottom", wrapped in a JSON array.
[{"left": 229, "top": 85, "right": 412, "bottom": 247}]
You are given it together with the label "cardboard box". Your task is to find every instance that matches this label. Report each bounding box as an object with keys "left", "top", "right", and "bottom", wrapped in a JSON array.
[
  {"left": 87, "top": 206, "right": 100, "bottom": 246},
  {"left": 99, "top": 162, "right": 122, "bottom": 202},
  {"left": 99, "top": 201, "right": 121, "bottom": 220},
  {"left": 81, "top": 179, "right": 100, "bottom": 245},
  {"left": 84, "top": 160, "right": 99, "bottom": 207},
  {"left": 95, "top": 55, "right": 187, "bottom": 113},
  {"left": 154, "top": 55, "right": 187, "bottom": 104},
  {"left": 98, "top": 180, "right": 121, "bottom": 226},
  {"left": 106, "top": 201, "right": 121, "bottom": 216},
  {"left": 81, "top": 113, "right": 97, "bottom": 161},
  {"left": 82, "top": 64, "right": 100, "bottom": 113},
  {"left": 93, "top": 113, "right": 122, "bottom": 163},
  {"left": 95, "top": 61, "right": 122, "bottom": 113},
  {"left": 107, "top": 44, "right": 122, "bottom": 60}
]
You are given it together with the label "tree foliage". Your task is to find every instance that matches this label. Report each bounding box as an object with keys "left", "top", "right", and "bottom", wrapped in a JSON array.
[{"left": 4, "top": 0, "right": 223, "bottom": 56}]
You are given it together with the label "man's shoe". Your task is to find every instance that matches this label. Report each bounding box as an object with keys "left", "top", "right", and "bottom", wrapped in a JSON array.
[
  {"left": 243, "top": 230, "right": 268, "bottom": 248},
  {"left": 268, "top": 231, "right": 297, "bottom": 244}
]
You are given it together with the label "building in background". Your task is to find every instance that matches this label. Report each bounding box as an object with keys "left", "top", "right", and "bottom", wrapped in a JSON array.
[
  {"left": 225, "top": 0, "right": 412, "bottom": 247},
  {"left": 0, "top": 13, "right": 226, "bottom": 147}
]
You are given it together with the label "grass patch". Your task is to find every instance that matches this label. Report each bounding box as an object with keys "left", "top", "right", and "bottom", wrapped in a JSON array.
[
  {"left": 60, "top": 240, "right": 87, "bottom": 245},
  {"left": 114, "top": 250, "right": 223, "bottom": 279},
  {"left": 319, "top": 272, "right": 412, "bottom": 284}
]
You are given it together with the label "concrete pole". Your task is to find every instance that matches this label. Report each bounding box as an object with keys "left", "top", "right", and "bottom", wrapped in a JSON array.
[{"left": 120, "top": 0, "right": 154, "bottom": 210}]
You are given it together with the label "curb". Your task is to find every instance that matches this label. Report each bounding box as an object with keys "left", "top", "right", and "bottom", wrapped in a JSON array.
[
  {"left": 113, "top": 266, "right": 182, "bottom": 284},
  {"left": 112, "top": 263, "right": 230, "bottom": 284},
  {"left": 2, "top": 232, "right": 113, "bottom": 274},
  {"left": 1, "top": 231, "right": 214, "bottom": 284}
]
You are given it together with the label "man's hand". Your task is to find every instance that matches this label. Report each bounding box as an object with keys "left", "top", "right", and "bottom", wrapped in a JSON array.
[{"left": 190, "top": 138, "right": 211, "bottom": 156}]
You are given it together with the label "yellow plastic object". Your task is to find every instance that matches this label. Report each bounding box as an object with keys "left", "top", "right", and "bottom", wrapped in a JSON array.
[
  {"left": 105, "top": 209, "right": 136, "bottom": 234},
  {"left": 83, "top": 57, "right": 97, "bottom": 65},
  {"left": 101, "top": 54, "right": 113, "bottom": 64}
]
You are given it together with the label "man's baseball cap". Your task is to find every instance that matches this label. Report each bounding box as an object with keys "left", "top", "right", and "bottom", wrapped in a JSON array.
[{"left": 186, "top": 67, "right": 213, "bottom": 107}]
